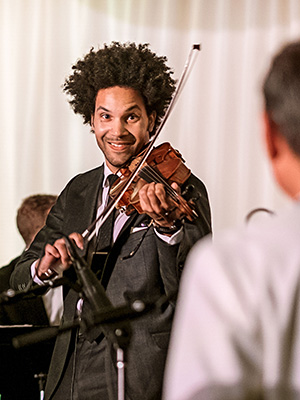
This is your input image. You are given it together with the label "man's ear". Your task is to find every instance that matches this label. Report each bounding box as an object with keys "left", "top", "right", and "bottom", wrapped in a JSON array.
[
  {"left": 263, "top": 111, "right": 279, "bottom": 160},
  {"left": 91, "top": 115, "right": 95, "bottom": 132},
  {"left": 263, "top": 111, "right": 300, "bottom": 198},
  {"left": 148, "top": 111, "right": 156, "bottom": 133}
]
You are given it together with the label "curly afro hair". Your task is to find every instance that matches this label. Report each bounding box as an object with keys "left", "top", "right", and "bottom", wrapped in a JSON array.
[{"left": 63, "top": 42, "right": 176, "bottom": 134}]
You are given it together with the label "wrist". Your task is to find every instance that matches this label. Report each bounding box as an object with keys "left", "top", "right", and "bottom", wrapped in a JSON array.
[
  {"left": 153, "top": 220, "right": 182, "bottom": 235},
  {"left": 36, "top": 263, "right": 58, "bottom": 280}
]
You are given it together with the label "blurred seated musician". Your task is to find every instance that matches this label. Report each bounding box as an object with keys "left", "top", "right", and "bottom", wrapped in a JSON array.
[
  {"left": 163, "top": 41, "right": 300, "bottom": 400},
  {"left": 0, "top": 194, "right": 63, "bottom": 326}
]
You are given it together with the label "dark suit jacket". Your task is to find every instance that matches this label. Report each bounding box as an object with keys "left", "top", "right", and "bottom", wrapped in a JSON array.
[
  {"left": 0, "top": 255, "right": 49, "bottom": 326},
  {"left": 11, "top": 164, "right": 211, "bottom": 400}
]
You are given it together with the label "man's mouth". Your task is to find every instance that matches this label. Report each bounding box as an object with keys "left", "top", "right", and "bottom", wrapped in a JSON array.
[{"left": 108, "top": 141, "right": 133, "bottom": 151}]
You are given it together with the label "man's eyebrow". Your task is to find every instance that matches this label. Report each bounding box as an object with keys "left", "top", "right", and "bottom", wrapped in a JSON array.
[
  {"left": 96, "top": 104, "right": 142, "bottom": 113},
  {"left": 96, "top": 105, "right": 110, "bottom": 112},
  {"left": 125, "top": 105, "right": 142, "bottom": 112}
]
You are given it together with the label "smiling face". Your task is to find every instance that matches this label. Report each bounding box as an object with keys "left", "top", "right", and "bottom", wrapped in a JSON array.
[{"left": 91, "top": 86, "right": 156, "bottom": 173}]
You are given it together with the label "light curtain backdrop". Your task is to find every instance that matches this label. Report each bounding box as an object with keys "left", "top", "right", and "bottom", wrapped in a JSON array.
[{"left": 1, "top": 0, "right": 299, "bottom": 265}]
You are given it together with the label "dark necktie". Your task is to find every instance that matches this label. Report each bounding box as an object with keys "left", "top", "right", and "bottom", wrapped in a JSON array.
[
  {"left": 81, "top": 174, "right": 118, "bottom": 341},
  {"left": 88, "top": 174, "right": 118, "bottom": 276},
  {"left": 95, "top": 174, "right": 118, "bottom": 252}
]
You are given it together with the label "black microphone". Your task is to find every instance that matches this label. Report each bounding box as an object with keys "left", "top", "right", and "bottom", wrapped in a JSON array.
[{"left": 65, "top": 237, "right": 131, "bottom": 350}]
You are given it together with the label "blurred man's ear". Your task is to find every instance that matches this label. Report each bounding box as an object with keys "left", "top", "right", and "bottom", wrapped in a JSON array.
[
  {"left": 263, "top": 111, "right": 294, "bottom": 163},
  {"left": 263, "top": 111, "right": 300, "bottom": 198},
  {"left": 263, "top": 112, "right": 279, "bottom": 161}
]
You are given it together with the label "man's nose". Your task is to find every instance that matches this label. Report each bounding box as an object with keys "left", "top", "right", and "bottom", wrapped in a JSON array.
[{"left": 112, "top": 119, "right": 126, "bottom": 136}]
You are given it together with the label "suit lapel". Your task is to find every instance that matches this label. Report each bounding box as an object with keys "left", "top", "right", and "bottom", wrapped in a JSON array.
[
  {"left": 70, "top": 165, "right": 104, "bottom": 258},
  {"left": 81, "top": 166, "right": 104, "bottom": 232},
  {"left": 100, "top": 212, "right": 151, "bottom": 289}
]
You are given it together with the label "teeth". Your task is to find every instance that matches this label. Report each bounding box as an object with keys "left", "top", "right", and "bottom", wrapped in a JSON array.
[{"left": 111, "top": 143, "right": 124, "bottom": 148}]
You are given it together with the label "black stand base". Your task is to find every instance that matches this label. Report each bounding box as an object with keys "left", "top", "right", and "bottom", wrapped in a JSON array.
[{"left": 0, "top": 326, "right": 55, "bottom": 400}]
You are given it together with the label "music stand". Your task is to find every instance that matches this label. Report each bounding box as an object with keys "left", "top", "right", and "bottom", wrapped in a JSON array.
[{"left": 0, "top": 325, "right": 55, "bottom": 400}]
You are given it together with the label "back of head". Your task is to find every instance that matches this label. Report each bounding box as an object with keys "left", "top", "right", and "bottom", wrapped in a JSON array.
[
  {"left": 16, "top": 194, "right": 57, "bottom": 248},
  {"left": 263, "top": 41, "right": 300, "bottom": 156}
]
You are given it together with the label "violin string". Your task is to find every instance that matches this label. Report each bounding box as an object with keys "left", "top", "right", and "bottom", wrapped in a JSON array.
[
  {"left": 139, "top": 165, "right": 179, "bottom": 202},
  {"left": 139, "top": 165, "right": 193, "bottom": 218},
  {"left": 141, "top": 166, "right": 179, "bottom": 201}
]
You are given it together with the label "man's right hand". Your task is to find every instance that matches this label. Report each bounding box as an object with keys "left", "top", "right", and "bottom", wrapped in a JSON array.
[{"left": 36, "top": 232, "right": 84, "bottom": 279}]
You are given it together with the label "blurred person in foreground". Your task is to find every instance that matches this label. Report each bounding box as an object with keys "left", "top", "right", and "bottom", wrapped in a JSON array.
[
  {"left": 10, "top": 42, "right": 212, "bottom": 400},
  {"left": 0, "top": 194, "right": 63, "bottom": 326},
  {"left": 163, "top": 40, "right": 300, "bottom": 400}
]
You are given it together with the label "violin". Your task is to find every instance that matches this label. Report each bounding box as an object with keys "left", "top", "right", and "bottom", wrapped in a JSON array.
[{"left": 109, "top": 142, "right": 198, "bottom": 224}]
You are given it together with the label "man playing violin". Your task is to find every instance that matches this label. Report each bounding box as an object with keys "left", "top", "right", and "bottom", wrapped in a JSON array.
[{"left": 11, "top": 42, "right": 212, "bottom": 400}]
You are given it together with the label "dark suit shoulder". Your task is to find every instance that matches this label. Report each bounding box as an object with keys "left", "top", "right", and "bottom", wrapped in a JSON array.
[
  {"left": 0, "top": 256, "right": 21, "bottom": 292},
  {"left": 66, "top": 164, "right": 104, "bottom": 188},
  {"left": 182, "top": 172, "right": 212, "bottom": 236}
]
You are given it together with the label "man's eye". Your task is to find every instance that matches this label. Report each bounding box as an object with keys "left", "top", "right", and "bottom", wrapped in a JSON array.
[
  {"left": 101, "top": 113, "right": 110, "bottom": 120},
  {"left": 127, "top": 114, "right": 138, "bottom": 121}
]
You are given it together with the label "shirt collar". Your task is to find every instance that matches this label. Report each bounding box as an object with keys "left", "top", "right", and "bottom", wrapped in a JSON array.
[{"left": 103, "top": 163, "right": 114, "bottom": 188}]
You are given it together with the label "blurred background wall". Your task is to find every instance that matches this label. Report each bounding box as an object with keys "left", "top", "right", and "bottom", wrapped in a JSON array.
[{"left": 1, "top": 0, "right": 300, "bottom": 264}]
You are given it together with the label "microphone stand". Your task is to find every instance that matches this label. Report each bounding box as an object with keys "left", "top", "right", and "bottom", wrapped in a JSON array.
[
  {"left": 65, "top": 237, "right": 132, "bottom": 400},
  {"left": 0, "top": 276, "right": 73, "bottom": 304},
  {"left": 11, "top": 286, "right": 165, "bottom": 400},
  {"left": 12, "top": 298, "right": 156, "bottom": 348},
  {"left": 8, "top": 238, "right": 167, "bottom": 400}
]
